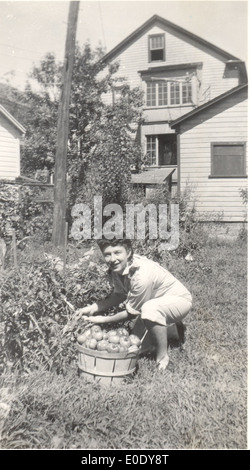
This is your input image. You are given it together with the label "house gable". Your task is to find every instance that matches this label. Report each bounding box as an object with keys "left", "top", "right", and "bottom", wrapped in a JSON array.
[
  {"left": 101, "top": 14, "right": 246, "bottom": 116},
  {"left": 102, "top": 15, "right": 239, "bottom": 64}
]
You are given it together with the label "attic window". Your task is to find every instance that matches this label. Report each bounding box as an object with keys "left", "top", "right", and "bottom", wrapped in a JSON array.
[{"left": 149, "top": 34, "right": 165, "bottom": 62}]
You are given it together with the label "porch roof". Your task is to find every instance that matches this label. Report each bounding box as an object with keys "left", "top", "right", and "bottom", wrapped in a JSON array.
[
  {"left": 170, "top": 83, "right": 248, "bottom": 128},
  {"left": 131, "top": 167, "right": 176, "bottom": 185}
]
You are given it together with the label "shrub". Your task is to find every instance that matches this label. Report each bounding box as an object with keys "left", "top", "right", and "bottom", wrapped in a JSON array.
[
  {"left": 0, "top": 184, "right": 20, "bottom": 239},
  {"left": 0, "top": 254, "right": 113, "bottom": 374},
  {"left": 0, "top": 183, "right": 53, "bottom": 253},
  {"left": 127, "top": 183, "right": 213, "bottom": 260},
  {"left": 239, "top": 187, "right": 248, "bottom": 206},
  {"left": 238, "top": 188, "right": 248, "bottom": 242}
]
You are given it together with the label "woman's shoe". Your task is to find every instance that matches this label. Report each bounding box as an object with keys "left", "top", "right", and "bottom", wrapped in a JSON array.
[{"left": 156, "top": 354, "right": 170, "bottom": 371}]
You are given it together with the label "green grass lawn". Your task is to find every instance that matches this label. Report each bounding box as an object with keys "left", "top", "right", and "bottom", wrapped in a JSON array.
[{"left": 0, "top": 240, "right": 248, "bottom": 450}]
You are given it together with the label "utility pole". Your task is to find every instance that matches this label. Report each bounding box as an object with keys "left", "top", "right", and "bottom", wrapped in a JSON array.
[{"left": 52, "top": 1, "right": 80, "bottom": 248}]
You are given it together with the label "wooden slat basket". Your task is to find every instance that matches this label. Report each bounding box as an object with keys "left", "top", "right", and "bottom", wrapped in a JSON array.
[{"left": 77, "top": 344, "right": 140, "bottom": 385}]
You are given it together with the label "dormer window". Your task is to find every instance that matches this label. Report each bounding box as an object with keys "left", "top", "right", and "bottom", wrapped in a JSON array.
[{"left": 149, "top": 34, "right": 165, "bottom": 62}]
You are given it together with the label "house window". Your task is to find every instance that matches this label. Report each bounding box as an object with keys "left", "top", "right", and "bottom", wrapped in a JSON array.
[
  {"left": 112, "top": 87, "right": 123, "bottom": 104},
  {"left": 146, "top": 82, "right": 156, "bottom": 106},
  {"left": 146, "top": 79, "right": 192, "bottom": 107},
  {"left": 149, "top": 34, "right": 165, "bottom": 62},
  {"left": 158, "top": 82, "right": 168, "bottom": 106},
  {"left": 146, "top": 135, "right": 177, "bottom": 166},
  {"left": 146, "top": 136, "right": 157, "bottom": 166},
  {"left": 182, "top": 81, "right": 192, "bottom": 104},
  {"left": 170, "top": 82, "right": 180, "bottom": 105},
  {"left": 211, "top": 142, "right": 246, "bottom": 177}
]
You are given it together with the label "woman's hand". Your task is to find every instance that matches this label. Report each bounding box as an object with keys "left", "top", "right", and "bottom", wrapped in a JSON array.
[
  {"left": 75, "top": 306, "right": 92, "bottom": 316},
  {"left": 74, "top": 303, "right": 98, "bottom": 319}
]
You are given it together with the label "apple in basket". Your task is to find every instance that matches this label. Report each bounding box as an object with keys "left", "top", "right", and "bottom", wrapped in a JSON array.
[
  {"left": 117, "top": 327, "right": 129, "bottom": 337},
  {"left": 107, "top": 343, "right": 120, "bottom": 353},
  {"left": 119, "top": 335, "right": 132, "bottom": 349},
  {"left": 77, "top": 328, "right": 92, "bottom": 344},
  {"left": 127, "top": 335, "right": 141, "bottom": 353},
  {"left": 129, "top": 334, "right": 141, "bottom": 347},
  {"left": 91, "top": 325, "right": 102, "bottom": 336},
  {"left": 91, "top": 329, "right": 103, "bottom": 341},
  {"left": 102, "top": 329, "right": 109, "bottom": 340},
  {"left": 97, "top": 340, "right": 109, "bottom": 351},
  {"left": 91, "top": 325, "right": 102, "bottom": 333},
  {"left": 84, "top": 338, "right": 91, "bottom": 348},
  {"left": 88, "top": 338, "right": 98, "bottom": 349},
  {"left": 128, "top": 344, "right": 140, "bottom": 353},
  {"left": 107, "top": 329, "right": 118, "bottom": 337},
  {"left": 108, "top": 333, "right": 120, "bottom": 344},
  {"left": 119, "top": 345, "right": 129, "bottom": 353}
]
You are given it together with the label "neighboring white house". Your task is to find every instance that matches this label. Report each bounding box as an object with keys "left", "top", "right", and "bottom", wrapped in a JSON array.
[
  {"left": 0, "top": 104, "right": 25, "bottom": 180},
  {"left": 99, "top": 14, "right": 248, "bottom": 222}
]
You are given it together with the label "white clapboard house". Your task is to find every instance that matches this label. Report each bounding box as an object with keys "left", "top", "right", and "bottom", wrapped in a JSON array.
[
  {"left": 0, "top": 104, "right": 25, "bottom": 180},
  {"left": 100, "top": 15, "right": 248, "bottom": 222}
]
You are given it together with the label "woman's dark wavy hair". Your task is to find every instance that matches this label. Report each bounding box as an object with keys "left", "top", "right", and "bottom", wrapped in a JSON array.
[{"left": 97, "top": 238, "right": 133, "bottom": 260}]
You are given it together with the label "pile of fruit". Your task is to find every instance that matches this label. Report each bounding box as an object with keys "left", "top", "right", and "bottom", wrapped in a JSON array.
[{"left": 77, "top": 325, "right": 141, "bottom": 354}]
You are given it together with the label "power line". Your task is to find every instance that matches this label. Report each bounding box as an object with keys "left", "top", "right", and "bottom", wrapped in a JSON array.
[
  {"left": 0, "top": 51, "right": 63, "bottom": 62},
  {"left": 0, "top": 51, "right": 39, "bottom": 62},
  {"left": 98, "top": 1, "right": 106, "bottom": 49},
  {"left": 0, "top": 43, "right": 64, "bottom": 62},
  {"left": 0, "top": 42, "right": 44, "bottom": 54}
]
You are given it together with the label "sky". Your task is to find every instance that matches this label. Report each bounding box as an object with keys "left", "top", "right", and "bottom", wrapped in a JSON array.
[{"left": 0, "top": 0, "right": 248, "bottom": 90}]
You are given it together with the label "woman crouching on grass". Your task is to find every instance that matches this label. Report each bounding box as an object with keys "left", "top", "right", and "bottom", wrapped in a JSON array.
[{"left": 76, "top": 238, "right": 192, "bottom": 370}]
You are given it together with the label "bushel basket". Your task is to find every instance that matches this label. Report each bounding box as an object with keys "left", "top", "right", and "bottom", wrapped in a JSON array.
[{"left": 77, "top": 343, "right": 140, "bottom": 385}]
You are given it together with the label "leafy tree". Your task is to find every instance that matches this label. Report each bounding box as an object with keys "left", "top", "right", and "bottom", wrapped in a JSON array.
[
  {"left": 18, "top": 43, "right": 144, "bottom": 227},
  {"left": 20, "top": 53, "right": 61, "bottom": 175},
  {"left": 73, "top": 84, "right": 143, "bottom": 209}
]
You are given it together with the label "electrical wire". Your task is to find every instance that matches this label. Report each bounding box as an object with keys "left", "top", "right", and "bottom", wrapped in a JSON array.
[
  {"left": 0, "top": 51, "right": 40, "bottom": 62},
  {"left": 0, "top": 42, "right": 44, "bottom": 54},
  {"left": 98, "top": 1, "right": 107, "bottom": 49},
  {"left": 0, "top": 42, "right": 64, "bottom": 62},
  {"left": 0, "top": 51, "right": 63, "bottom": 62}
]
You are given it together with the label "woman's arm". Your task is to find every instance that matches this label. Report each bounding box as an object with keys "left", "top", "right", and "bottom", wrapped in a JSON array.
[
  {"left": 75, "top": 293, "right": 127, "bottom": 318},
  {"left": 87, "top": 310, "right": 129, "bottom": 324},
  {"left": 96, "top": 293, "right": 127, "bottom": 313}
]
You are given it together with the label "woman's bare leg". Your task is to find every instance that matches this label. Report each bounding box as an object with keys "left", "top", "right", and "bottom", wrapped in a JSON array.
[{"left": 144, "top": 320, "right": 169, "bottom": 370}]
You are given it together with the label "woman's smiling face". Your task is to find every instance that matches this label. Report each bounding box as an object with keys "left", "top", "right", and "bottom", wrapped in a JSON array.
[{"left": 102, "top": 244, "right": 131, "bottom": 274}]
